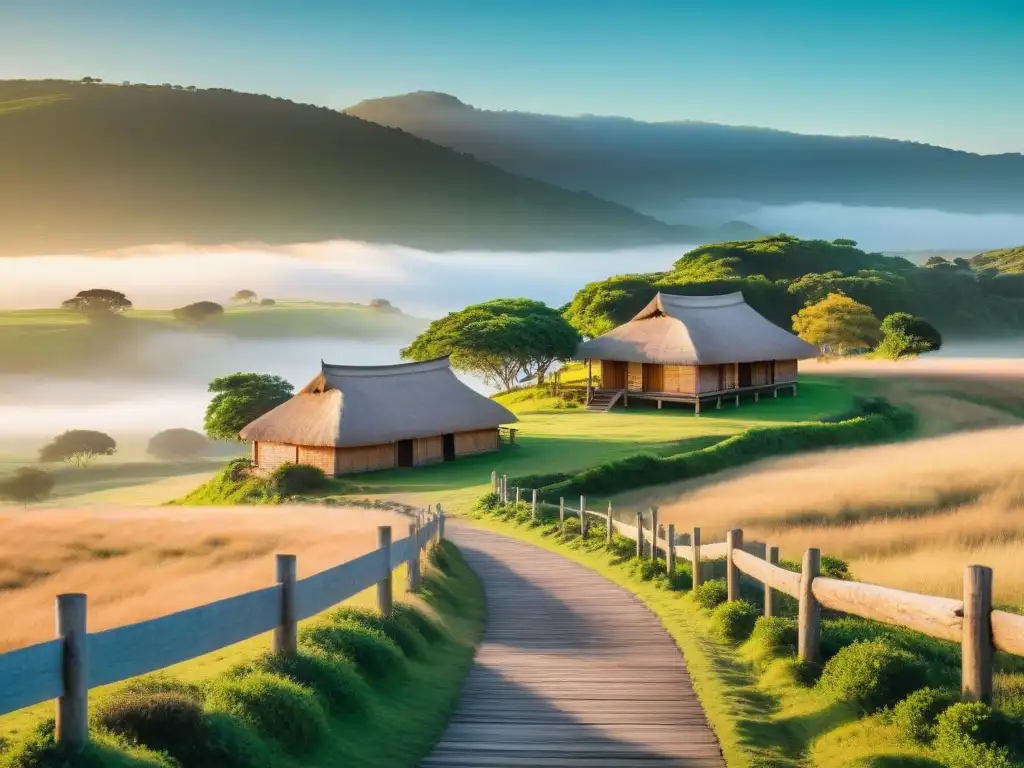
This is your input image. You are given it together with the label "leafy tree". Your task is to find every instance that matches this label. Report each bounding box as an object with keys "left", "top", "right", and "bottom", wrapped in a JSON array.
[
  {"left": 924, "top": 256, "right": 950, "bottom": 267},
  {"left": 875, "top": 312, "right": 943, "bottom": 359},
  {"left": 147, "top": 428, "right": 209, "bottom": 460},
  {"left": 38, "top": 430, "right": 117, "bottom": 466},
  {"left": 0, "top": 467, "right": 54, "bottom": 505},
  {"left": 61, "top": 289, "right": 132, "bottom": 315},
  {"left": 832, "top": 238, "right": 858, "bottom": 247},
  {"left": 231, "top": 290, "right": 258, "bottom": 304},
  {"left": 792, "top": 293, "right": 881, "bottom": 356},
  {"left": 204, "top": 373, "right": 293, "bottom": 440},
  {"left": 369, "top": 298, "right": 400, "bottom": 313},
  {"left": 402, "top": 298, "right": 580, "bottom": 390},
  {"left": 171, "top": 301, "right": 224, "bottom": 323},
  {"left": 259, "top": 298, "right": 276, "bottom": 306}
]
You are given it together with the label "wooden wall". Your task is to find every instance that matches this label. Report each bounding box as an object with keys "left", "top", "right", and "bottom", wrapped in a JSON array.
[
  {"left": 642, "top": 364, "right": 664, "bottom": 392},
  {"left": 723, "top": 363, "right": 738, "bottom": 390},
  {"left": 775, "top": 359, "right": 798, "bottom": 383},
  {"left": 297, "top": 445, "right": 337, "bottom": 476},
  {"left": 698, "top": 366, "right": 721, "bottom": 394},
  {"left": 627, "top": 362, "right": 643, "bottom": 392},
  {"left": 662, "top": 365, "right": 697, "bottom": 395},
  {"left": 598, "top": 360, "right": 627, "bottom": 390},
  {"left": 254, "top": 442, "right": 299, "bottom": 473},
  {"left": 455, "top": 429, "right": 499, "bottom": 456},
  {"left": 335, "top": 444, "right": 396, "bottom": 474},
  {"left": 750, "top": 362, "right": 774, "bottom": 387},
  {"left": 413, "top": 436, "right": 444, "bottom": 466}
]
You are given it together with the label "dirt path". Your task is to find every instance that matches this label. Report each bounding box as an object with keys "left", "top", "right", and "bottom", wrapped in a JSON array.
[{"left": 423, "top": 524, "right": 724, "bottom": 767}]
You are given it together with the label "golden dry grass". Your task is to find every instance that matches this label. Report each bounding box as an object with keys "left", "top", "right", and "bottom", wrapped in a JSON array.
[
  {"left": 614, "top": 426, "right": 1024, "bottom": 607},
  {"left": 0, "top": 505, "right": 411, "bottom": 651}
]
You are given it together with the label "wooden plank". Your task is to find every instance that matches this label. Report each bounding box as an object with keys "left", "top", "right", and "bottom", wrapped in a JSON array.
[
  {"left": 89, "top": 586, "right": 280, "bottom": 687},
  {"left": 0, "top": 639, "right": 62, "bottom": 716},
  {"left": 390, "top": 534, "right": 414, "bottom": 566},
  {"left": 993, "top": 610, "right": 1024, "bottom": 656},
  {"left": 732, "top": 549, "right": 800, "bottom": 598},
  {"left": 295, "top": 548, "right": 387, "bottom": 620},
  {"left": 700, "top": 542, "right": 729, "bottom": 559},
  {"left": 811, "top": 577, "right": 963, "bottom": 643},
  {"left": 424, "top": 524, "right": 724, "bottom": 767}
]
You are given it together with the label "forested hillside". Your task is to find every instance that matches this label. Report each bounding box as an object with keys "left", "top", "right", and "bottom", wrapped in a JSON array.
[
  {"left": 0, "top": 80, "right": 695, "bottom": 255},
  {"left": 565, "top": 235, "right": 1024, "bottom": 338}
]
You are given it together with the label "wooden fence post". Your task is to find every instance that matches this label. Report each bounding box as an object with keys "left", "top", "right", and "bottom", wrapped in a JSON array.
[
  {"left": 491, "top": 470, "right": 497, "bottom": 491},
  {"left": 606, "top": 502, "right": 613, "bottom": 544},
  {"left": 559, "top": 497, "right": 565, "bottom": 529},
  {"left": 55, "top": 593, "right": 88, "bottom": 751},
  {"left": 765, "top": 545, "right": 780, "bottom": 617},
  {"left": 437, "top": 504, "right": 445, "bottom": 540},
  {"left": 798, "top": 548, "right": 821, "bottom": 665},
  {"left": 377, "top": 526, "right": 393, "bottom": 617},
  {"left": 531, "top": 489, "right": 537, "bottom": 519},
  {"left": 962, "top": 565, "right": 994, "bottom": 703},
  {"left": 667, "top": 524, "right": 676, "bottom": 576},
  {"left": 636, "top": 512, "right": 644, "bottom": 558},
  {"left": 692, "top": 527, "right": 702, "bottom": 587},
  {"left": 274, "top": 554, "right": 298, "bottom": 656},
  {"left": 516, "top": 487, "right": 521, "bottom": 505},
  {"left": 408, "top": 523, "right": 421, "bottom": 593},
  {"left": 650, "top": 508, "right": 659, "bottom": 560},
  {"left": 580, "top": 495, "right": 588, "bottom": 538},
  {"left": 502, "top": 475, "right": 508, "bottom": 503},
  {"left": 726, "top": 529, "right": 743, "bottom": 602}
]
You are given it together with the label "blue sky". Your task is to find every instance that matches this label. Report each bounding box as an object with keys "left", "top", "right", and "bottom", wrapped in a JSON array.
[{"left": 1, "top": 0, "right": 1021, "bottom": 153}]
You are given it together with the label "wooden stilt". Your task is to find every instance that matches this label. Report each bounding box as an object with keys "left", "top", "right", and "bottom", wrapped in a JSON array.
[
  {"left": 735, "top": 395, "right": 740, "bottom": 407},
  {"left": 694, "top": 399, "right": 701, "bottom": 417},
  {"left": 716, "top": 397, "right": 722, "bottom": 410}
]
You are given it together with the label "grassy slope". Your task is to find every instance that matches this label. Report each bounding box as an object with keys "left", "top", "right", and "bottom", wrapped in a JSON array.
[{"left": 1, "top": 542, "right": 484, "bottom": 768}]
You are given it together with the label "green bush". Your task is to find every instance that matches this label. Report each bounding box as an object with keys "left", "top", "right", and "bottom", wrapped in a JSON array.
[
  {"left": 628, "top": 557, "right": 668, "bottom": 582},
  {"left": 299, "top": 619, "right": 406, "bottom": 682},
  {"left": 205, "top": 671, "right": 328, "bottom": 756},
  {"left": 933, "top": 702, "right": 1017, "bottom": 768},
  {"left": 889, "top": 687, "right": 957, "bottom": 742},
  {"left": 268, "top": 463, "right": 327, "bottom": 496},
  {"left": 471, "top": 491, "right": 501, "bottom": 515},
  {"left": 711, "top": 601, "right": 759, "bottom": 642},
  {"left": 750, "top": 616, "right": 798, "bottom": 658},
  {"left": 92, "top": 691, "right": 209, "bottom": 765},
  {"left": 330, "top": 606, "right": 428, "bottom": 660},
  {"left": 820, "top": 555, "right": 853, "bottom": 580},
  {"left": 0, "top": 720, "right": 174, "bottom": 767},
  {"left": 668, "top": 561, "right": 693, "bottom": 591},
  {"left": 393, "top": 603, "right": 445, "bottom": 644},
  {"left": 816, "top": 639, "right": 927, "bottom": 712},
  {"left": 238, "top": 649, "right": 373, "bottom": 719},
  {"left": 692, "top": 579, "right": 728, "bottom": 610}
]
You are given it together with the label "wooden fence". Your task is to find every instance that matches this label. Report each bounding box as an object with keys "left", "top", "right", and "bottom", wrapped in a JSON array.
[
  {"left": 0, "top": 507, "right": 445, "bottom": 751},
  {"left": 492, "top": 473, "right": 1024, "bottom": 704}
]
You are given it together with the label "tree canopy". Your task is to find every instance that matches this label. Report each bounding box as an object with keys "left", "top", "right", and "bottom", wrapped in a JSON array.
[
  {"left": 792, "top": 293, "right": 881, "bottom": 356},
  {"left": 204, "top": 373, "right": 294, "bottom": 440},
  {"left": 61, "top": 289, "right": 133, "bottom": 315},
  {"left": 147, "top": 428, "right": 210, "bottom": 460},
  {"left": 38, "top": 430, "right": 117, "bottom": 466},
  {"left": 401, "top": 298, "right": 580, "bottom": 391},
  {"left": 0, "top": 467, "right": 54, "bottom": 504},
  {"left": 875, "top": 313, "right": 943, "bottom": 359},
  {"left": 172, "top": 301, "right": 224, "bottom": 323},
  {"left": 231, "top": 290, "right": 258, "bottom": 304}
]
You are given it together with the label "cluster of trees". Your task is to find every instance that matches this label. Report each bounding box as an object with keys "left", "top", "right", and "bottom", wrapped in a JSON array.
[
  {"left": 231, "top": 290, "right": 275, "bottom": 307},
  {"left": 401, "top": 298, "right": 579, "bottom": 391}
]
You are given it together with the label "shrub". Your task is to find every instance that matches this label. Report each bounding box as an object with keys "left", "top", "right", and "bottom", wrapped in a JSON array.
[
  {"left": 820, "top": 555, "right": 853, "bottom": 580},
  {"left": 0, "top": 720, "right": 174, "bottom": 767},
  {"left": 393, "top": 603, "right": 445, "bottom": 644},
  {"left": 890, "top": 687, "right": 957, "bottom": 742},
  {"left": 816, "top": 639, "right": 927, "bottom": 712},
  {"left": 0, "top": 468, "right": 54, "bottom": 504},
  {"left": 471, "top": 491, "right": 501, "bottom": 515},
  {"left": 820, "top": 618, "right": 960, "bottom": 687},
  {"left": 259, "top": 298, "right": 275, "bottom": 306},
  {"left": 146, "top": 428, "right": 209, "bottom": 460},
  {"left": 668, "top": 561, "right": 693, "bottom": 591},
  {"left": 299, "top": 619, "right": 406, "bottom": 682},
  {"left": 628, "top": 557, "right": 669, "bottom": 583},
  {"left": 692, "top": 579, "right": 728, "bottom": 610},
  {"left": 205, "top": 671, "right": 328, "bottom": 755},
  {"left": 933, "top": 702, "right": 1016, "bottom": 768},
  {"left": 268, "top": 463, "right": 327, "bottom": 496},
  {"left": 712, "top": 601, "right": 759, "bottom": 642},
  {"left": 330, "top": 606, "right": 428, "bottom": 660},
  {"left": 172, "top": 301, "right": 224, "bottom": 323},
  {"left": 750, "top": 616, "right": 798, "bottom": 658},
  {"left": 238, "top": 649, "right": 373, "bottom": 719}
]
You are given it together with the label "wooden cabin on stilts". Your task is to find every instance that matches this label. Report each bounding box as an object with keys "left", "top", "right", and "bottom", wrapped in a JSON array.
[{"left": 576, "top": 292, "right": 820, "bottom": 414}]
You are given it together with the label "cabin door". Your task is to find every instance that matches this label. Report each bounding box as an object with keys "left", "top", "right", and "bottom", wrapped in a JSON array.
[
  {"left": 396, "top": 439, "right": 414, "bottom": 468},
  {"left": 442, "top": 433, "right": 456, "bottom": 462},
  {"left": 738, "top": 363, "right": 752, "bottom": 388}
]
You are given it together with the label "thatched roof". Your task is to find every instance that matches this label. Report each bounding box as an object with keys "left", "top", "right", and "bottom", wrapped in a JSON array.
[
  {"left": 239, "top": 357, "right": 517, "bottom": 448},
  {"left": 575, "top": 292, "right": 819, "bottom": 366}
]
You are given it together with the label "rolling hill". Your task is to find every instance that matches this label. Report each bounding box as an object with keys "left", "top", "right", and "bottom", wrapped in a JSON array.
[
  {"left": 346, "top": 92, "right": 1024, "bottom": 218},
  {"left": 0, "top": 80, "right": 741, "bottom": 256}
]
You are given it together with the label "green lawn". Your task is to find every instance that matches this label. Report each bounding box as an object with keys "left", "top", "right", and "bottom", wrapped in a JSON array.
[{"left": 332, "top": 377, "right": 855, "bottom": 511}]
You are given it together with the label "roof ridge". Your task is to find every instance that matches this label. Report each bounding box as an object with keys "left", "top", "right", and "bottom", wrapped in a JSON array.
[{"left": 320, "top": 356, "right": 451, "bottom": 377}]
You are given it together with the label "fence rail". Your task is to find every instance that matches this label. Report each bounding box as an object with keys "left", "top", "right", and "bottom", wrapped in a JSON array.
[
  {"left": 0, "top": 506, "right": 445, "bottom": 752},
  {"left": 491, "top": 471, "right": 1024, "bottom": 705}
]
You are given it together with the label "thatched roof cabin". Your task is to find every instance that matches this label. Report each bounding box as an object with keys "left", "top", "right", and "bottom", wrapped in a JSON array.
[
  {"left": 575, "top": 292, "right": 819, "bottom": 413},
  {"left": 240, "top": 357, "right": 516, "bottom": 475}
]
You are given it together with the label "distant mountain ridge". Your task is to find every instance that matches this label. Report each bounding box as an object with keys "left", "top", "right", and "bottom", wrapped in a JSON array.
[
  {"left": 346, "top": 92, "right": 1024, "bottom": 217},
  {"left": 0, "top": 80, "right": 754, "bottom": 256}
]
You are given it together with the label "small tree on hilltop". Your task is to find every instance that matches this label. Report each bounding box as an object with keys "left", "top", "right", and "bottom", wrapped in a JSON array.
[
  {"left": 38, "top": 430, "right": 117, "bottom": 467},
  {"left": 792, "top": 293, "right": 881, "bottom": 357},
  {"left": 875, "top": 312, "right": 943, "bottom": 359},
  {"left": 61, "top": 289, "right": 133, "bottom": 315},
  {"left": 369, "top": 298, "right": 400, "bottom": 314},
  {"left": 231, "top": 289, "right": 258, "bottom": 305},
  {"left": 204, "top": 373, "right": 294, "bottom": 440},
  {"left": 147, "top": 428, "right": 210, "bottom": 460},
  {"left": 0, "top": 468, "right": 55, "bottom": 505},
  {"left": 259, "top": 298, "right": 276, "bottom": 306},
  {"left": 172, "top": 301, "right": 224, "bottom": 323},
  {"left": 832, "top": 238, "right": 858, "bottom": 247},
  {"left": 401, "top": 298, "right": 580, "bottom": 390}
]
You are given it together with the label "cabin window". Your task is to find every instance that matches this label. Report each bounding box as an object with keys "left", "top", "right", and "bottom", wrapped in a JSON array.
[
  {"left": 442, "top": 433, "right": 456, "bottom": 462},
  {"left": 396, "top": 439, "right": 414, "bottom": 468}
]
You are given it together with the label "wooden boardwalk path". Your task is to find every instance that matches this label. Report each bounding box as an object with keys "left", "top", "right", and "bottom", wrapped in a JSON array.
[{"left": 422, "top": 524, "right": 725, "bottom": 767}]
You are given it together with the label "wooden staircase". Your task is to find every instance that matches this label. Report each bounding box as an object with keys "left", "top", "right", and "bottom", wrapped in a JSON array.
[{"left": 586, "top": 389, "right": 624, "bottom": 412}]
